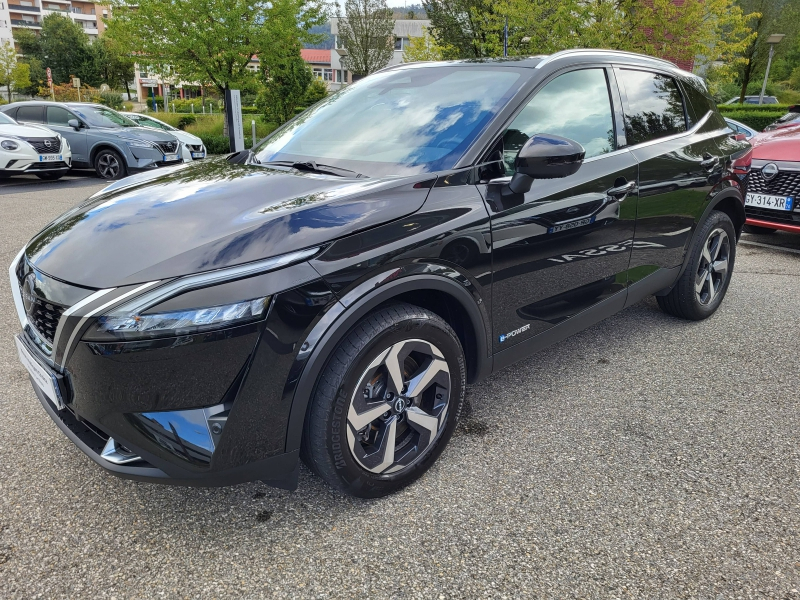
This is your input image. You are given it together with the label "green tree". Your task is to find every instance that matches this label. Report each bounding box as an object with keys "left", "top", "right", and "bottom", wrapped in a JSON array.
[
  {"left": 422, "top": 0, "right": 504, "bottom": 59},
  {"left": 92, "top": 33, "right": 136, "bottom": 98},
  {"left": 36, "top": 14, "right": 95, "bottom": 85},
  {"left": 337, "top": 0, "right": 395, "bottom": 76},
  {"left": 731, "top": 0, "right": 800, "bottom": 102},
  {"left": 0, "top": 41, "right": 32, "bottom": 101},
  {"left": 402, "top": 26, "right": 447, "bottom": 61},
  {"left": 109, "top": 0, "right": 325, "bottom": 134}
]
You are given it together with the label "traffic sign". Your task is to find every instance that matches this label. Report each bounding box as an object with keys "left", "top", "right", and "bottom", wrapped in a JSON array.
[
  {"left": 72, "top": 77, "right": 80, "bottom": 88},
  {"left": 46, "top": 67, "right": 52, "bottom": 85}
]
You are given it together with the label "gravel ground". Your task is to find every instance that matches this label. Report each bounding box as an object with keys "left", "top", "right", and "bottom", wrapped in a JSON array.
[{"left": 0, "top": 180, "right": 798, "bottom": 599}]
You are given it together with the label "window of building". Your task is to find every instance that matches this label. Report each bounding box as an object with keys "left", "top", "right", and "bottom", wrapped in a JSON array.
[
  {"left": 313, "top": 67, "right": 323, "bottom": 80},
  {"left": 394, "top": 37, "right": 410, "bottom": 51},
  {"left": 502, "top": 68, "right": 615, "bottom": 173},
  {"left": 617, "top": 69, "right": 687, "bottom": 146},
  {"left": 323, "top": 68, "right": 333, "bottom": 82}
]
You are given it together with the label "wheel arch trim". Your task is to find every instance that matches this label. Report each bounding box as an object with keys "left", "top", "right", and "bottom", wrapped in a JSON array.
[{"left": 283, "top": 269, "right": 491, "bottom": 454}]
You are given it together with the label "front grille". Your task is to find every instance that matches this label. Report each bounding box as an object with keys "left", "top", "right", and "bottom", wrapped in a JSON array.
[
  {"left": 28, "top": 296, "right": 66, "bottom": 344},
  {"left": 745, "top": 169, "right": 800, "bottom": 225},
  {"left": 746, "top": 169, "right": 800, "bottom": 196},
  {"left": 155, "top": 141, "right": 179, "bottom": 154},
  {"left": 21, "top": 137, "right": 61, "bottom": 154}
]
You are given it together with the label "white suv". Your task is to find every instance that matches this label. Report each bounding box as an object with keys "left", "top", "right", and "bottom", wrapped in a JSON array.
[
  {"left": 0, "top": 111, "right": 72, "bottom": 180},
  {"left": 122, "top": 112, "right": 206, "bottom": 161}
]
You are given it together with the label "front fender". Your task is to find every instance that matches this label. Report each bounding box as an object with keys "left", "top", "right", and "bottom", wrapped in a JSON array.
[{"left": 282, "top": 264, "right": 491, "bottom": 454}]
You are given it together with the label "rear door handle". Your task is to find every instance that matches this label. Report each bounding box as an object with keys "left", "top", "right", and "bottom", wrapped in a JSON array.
[{"left": 607, "top": 180, "right": 636, "bottom": 199}]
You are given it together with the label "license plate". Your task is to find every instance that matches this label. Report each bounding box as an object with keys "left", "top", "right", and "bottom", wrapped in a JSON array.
[
  {"left": 38, "top": 154, "right": 62, "bottom": 162},
  {"left": 163, "top": 154, "right": 179, "bottom": 162},
  {"left": 14, "top": 336, "right": 64, "bottom": 410},
  {"left": 548, "top": 216, "right": 595, "bottom": 234},
  {"left": 745, "top": 193, "right": 794, "bottom": 211},
  {"left": 191, "top": 152, "right": 205, "bottom": 159}
]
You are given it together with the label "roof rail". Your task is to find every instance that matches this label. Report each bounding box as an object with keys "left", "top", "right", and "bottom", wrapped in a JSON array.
[{"left": 535, "top": 48, "right": 678, "bottom": 70}]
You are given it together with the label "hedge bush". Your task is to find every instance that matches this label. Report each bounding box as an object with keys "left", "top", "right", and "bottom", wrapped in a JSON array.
[
  {"left": 718, "top": 103, "right": 793, "bottom": 113},
  {"left": 200, "top": 134, "right": 231, "bottom": 154},
  {"left": 722, "top": 111, "right": 785, "bottom": 132}
]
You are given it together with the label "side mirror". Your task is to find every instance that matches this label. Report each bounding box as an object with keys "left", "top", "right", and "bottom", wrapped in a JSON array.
[
  {"left": 67, "top": 119, "right": 82, "bottom": 131},
  {"left": 508, "top": 134, "right": 585, "bottom": 194}
]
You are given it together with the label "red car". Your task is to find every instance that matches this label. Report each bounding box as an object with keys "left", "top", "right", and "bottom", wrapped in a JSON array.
[{"left": 742, "top": 126, "right": 800, "bottom": 234}]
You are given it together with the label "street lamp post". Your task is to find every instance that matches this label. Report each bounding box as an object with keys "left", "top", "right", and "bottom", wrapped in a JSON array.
[{"left": 759, "top": 33, "right": 785, "bottom": 105}]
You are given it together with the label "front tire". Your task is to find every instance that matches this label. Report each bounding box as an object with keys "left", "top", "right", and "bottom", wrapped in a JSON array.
[
  {"left": 301, "top": 303, "right": 466, "bottom": 498},
  {"left": 657, "top": 210, "right": 736, "bottom": 320},
  {"left": 94, "top": 149, "right": 126, "bottom": 180}
]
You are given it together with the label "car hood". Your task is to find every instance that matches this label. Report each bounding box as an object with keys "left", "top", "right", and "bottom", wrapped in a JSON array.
[
  {"left": 25, "top": 158, "right": 433, "bottom": 288},
  {"left": 0, "top": 123, "right": 59, "bottom": 138},
  {"left": 750, "top": 126, "right": 800, "bottom": 162},
  {"left": 169, "top": 129, "right": 202, "bottom": 146},
  {"left": 120, "top": 126, "right": 179, "bottom": 143}
]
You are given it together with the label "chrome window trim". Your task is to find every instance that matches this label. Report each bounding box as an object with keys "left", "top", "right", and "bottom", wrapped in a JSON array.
[
  {"left": 8, "top": 246, "right": 27, "bottom": 329},
  {"left": 623, "top": 111, "right": 718, "bottom": 152}
]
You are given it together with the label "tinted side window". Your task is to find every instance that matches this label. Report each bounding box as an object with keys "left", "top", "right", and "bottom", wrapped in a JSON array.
[
  {"left": 503, "top": 68, "right": 615, "bottom": 174},
  {"left": 16, "top": 105, "right": 44, "bottom": 123},
  {"left": 681, "top": 80, "right": 715, "bottom": 126},
  {"left": 618, "top": 70, "right": 686, "bottom": 145},
  {"left": 46, "top": 106, "right": 74, "bottom": 126}
]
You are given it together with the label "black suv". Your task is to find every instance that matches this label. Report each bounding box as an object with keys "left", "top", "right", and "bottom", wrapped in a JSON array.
[{"left": 10, "top": 50, "right": 749, "bottom": 498}]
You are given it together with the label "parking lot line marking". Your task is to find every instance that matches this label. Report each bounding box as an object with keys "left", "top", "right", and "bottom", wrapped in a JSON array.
[{"left": 740, "top": 240, "right": 800, "bottom": 255}]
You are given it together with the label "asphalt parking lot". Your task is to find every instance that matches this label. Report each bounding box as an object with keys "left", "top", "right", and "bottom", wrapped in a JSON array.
[{"left": 1, "top": 180, "right": 798, "bottom": 599}]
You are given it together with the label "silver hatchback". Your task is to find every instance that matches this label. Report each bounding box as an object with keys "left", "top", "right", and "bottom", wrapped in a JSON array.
[{"left": 0, "top": 102, "right": 183, "bottom": 180}]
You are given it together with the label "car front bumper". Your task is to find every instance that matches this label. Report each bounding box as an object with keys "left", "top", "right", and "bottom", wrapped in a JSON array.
[
  {"left": 1, "top": 147, "right": 72, "bottom": 173},
  {"left": 11, "top": 256, "right": 335, "bottom": 489}
]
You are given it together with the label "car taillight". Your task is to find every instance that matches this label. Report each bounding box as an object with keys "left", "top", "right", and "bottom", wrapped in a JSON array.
[{"left": 731, "top": 147, "right": 752, "bottom": 175}]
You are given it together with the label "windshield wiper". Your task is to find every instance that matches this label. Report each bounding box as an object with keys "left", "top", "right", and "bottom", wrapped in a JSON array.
[{"left": 260, "top": 160, "right": 364, "bottom": 178}]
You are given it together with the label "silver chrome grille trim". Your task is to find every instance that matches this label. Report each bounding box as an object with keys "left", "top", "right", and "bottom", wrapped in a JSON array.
[{"left": 8, "top": 247, "right": 28, "bottom": 329}]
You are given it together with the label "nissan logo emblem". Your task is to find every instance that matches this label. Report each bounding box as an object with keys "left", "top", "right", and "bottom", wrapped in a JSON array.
[
  {"left": 21, "top": 273, "right": 36, "bottom": 315},
  {"left": 44, "top": 140, "right": 52, "bottom": 148},
  {"left": 762, "top": 163, "right": 779, "bottom": 180}
]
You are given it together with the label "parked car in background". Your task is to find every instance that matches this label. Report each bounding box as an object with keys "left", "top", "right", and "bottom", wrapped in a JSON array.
[
  {"left": 9, "top": 50, "right": 749, "bottom": 498},
  {"left": 763, "top": 105, "right": 800, "bottom": 132},
  {"left": 724, "top": 95, "right": 779, "bottom": 105},
  {"left": 741, "top": 126, "right": 800, "bottom": 234},
  {"left": 0, "top": 111, "right": 72, "bottom": 181},
  {"left": 725, "top": 117, "right": 758, "bottom": 140},
  {"left": 0, "top": 102, "right": 183, "bottom": 180},
  {"left": 122, "top": 112, "right": 206, "bottom": 161}
]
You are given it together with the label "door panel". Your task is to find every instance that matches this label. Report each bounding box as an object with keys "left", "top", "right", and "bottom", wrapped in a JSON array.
[
  {"left": 482, "top": 66, "right": 637, "bottom": 353},
  {"left": 46, "top": 106, "right": 88, "bottom": 164},
  {"left": 615, "top": 68, "right": 725, "bottom": 280},
  {"left": 484, "top": 153, "right": 637, "bottom": 352}
]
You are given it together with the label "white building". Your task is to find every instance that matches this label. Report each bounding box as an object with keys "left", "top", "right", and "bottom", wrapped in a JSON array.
[
  {"left": 0, "top": 1, "right": 108, "bottom": 44},
  {"left": 329, "top": 18, "right": 431, "bottom": 90}
]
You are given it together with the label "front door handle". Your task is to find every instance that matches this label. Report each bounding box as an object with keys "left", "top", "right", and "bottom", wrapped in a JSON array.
[
  {"left": 607, "top": 180, "right": 636, "bottom": 199},
  {"left": 700, "top": 155, "right": 720, "bottom": 170}
]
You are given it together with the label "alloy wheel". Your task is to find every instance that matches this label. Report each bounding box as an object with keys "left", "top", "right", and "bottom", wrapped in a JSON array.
[
  {"left": 346, "top": 339, "right": 451, "bottom": 475},
  {"left": 695, "top": 227, "right": 730, "bottom": 305},
  {"left": 97, "top": 153, "right": 121, "bottom": 179}
]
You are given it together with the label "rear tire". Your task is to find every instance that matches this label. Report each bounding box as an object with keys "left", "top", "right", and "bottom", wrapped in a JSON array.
[
  {"left": 657, "top": 210, "right": 736, "bottom": 321},
  {"left": 93, "top": 148, "right": 126, "bottom": 180},
  {"left": 743, "top": 224, "right": 777, "bottom": 235},
  {"left": 301, "top": 303, "right": 466, "bottom": 498},
  {"left": 35, "top": 172, "right": 65, "bottom": 181}
]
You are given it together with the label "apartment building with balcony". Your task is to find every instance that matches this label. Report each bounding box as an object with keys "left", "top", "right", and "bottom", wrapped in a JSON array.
[{"left": 0, "top": 0, "right": 107, "bottom": 44}]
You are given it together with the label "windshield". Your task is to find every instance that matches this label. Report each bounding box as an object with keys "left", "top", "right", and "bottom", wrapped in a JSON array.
[
  {"left": 254, "top": 66, "right": 524, "bottom": 176},
  {"left": 0, "top": 112, "right": 16, "bottom": 125},
  {"left": 136, "top": 115, "right": 176, "bottom": 131},
  {"left": 69, "top": 105, "right": 137, "bottom": 128}
]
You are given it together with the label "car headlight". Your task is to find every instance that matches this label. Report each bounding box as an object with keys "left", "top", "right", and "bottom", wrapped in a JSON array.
[
  {"left": 1, "top": 139, "right": 19, "bottom": 151},
  {"left": 89, "top": 297, "right": 269, "bottom": 340},
  {"left": 124, "top": 139, "right": 155, "bottom": 149},
  {"left": 82, "top": 246, "right": 319, "bottom": 341}
]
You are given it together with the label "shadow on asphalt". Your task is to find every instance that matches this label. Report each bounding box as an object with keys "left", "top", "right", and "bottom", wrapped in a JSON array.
[{"left": 0, "top": 171, "right": 109, "bottom": 194}]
